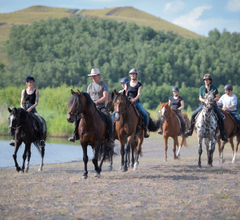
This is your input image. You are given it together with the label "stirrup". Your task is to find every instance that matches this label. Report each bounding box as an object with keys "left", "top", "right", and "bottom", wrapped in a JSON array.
[
  {"left": 144, "top": 131, "right": 149, "bottom": 138},
  {"left": 157, "top": 129, "right": 162, "bottom": 135},
  {"left": 68, "top": 135, "right": 76, "bottom": 142},
  {"left": 9, "top": 140, "right": 15, "bottom": 147}
]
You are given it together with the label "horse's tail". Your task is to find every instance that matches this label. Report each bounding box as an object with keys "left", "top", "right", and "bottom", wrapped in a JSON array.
[
  {"left": 98, "top": 141, "right": 116, "bottom": 161},
  {"left": 148, "top": 116, "right": 161, "bottom": 132}
]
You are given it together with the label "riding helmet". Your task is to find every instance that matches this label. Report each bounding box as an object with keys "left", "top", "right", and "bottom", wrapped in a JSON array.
[
  {"left": 25, "top": 76, "right": 35, "bottom": 82},
  {"left": 224, "top": 84, "right": 233, "bottom": 91},
  {"left": 129, "top": 68, "right": 139, "bottom": 75},
  {"left": 203, "top": 74, "right": 212, "bottom": 81},
  {"left": 120, "top": 77, "right": 130, "bottom": 83},
  {"left": 172, "top": 86, "right": 179, "bottom": 92}
]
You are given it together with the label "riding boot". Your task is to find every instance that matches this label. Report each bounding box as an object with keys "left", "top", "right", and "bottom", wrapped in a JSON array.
[
  {"left": 218, "top": 121, "right": 228, "bottom": 142},
  {"left": 108, "top": 133, "right": 115, "bottom": 148},
  {"left": 184, "top": 122, "right": 195, "bottom": 138},
  {"left": 157, "top": 119, "right": 163, "bottom": 135},
  {"left": 144, "top": 126, "right": 149, "bottom": 138},
  {"left": 68, "top": 119, "right": 80, "bottom": 142},
  {"left": 9, "top": 138, "right": 15, "bottom": 147}
]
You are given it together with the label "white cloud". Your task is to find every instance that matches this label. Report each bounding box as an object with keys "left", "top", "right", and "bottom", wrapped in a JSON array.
[
  {"left": 163, "top": 0, "right": 185, "bottom": 13},
  {"left": 227, "top": 0, "right": 240, "bottom": 12},
  {"left": 173, "top": 5, "right": 212, "bottom": 33}
]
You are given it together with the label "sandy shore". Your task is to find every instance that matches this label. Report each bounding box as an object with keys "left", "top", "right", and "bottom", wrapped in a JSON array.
[{"left": 0, "top": 133, "right": 240, "bottom": 220}]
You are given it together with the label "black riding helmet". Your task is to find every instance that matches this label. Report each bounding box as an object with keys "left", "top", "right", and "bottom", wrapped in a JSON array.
[
  {"left": 224, "top": 84, "right": 233, "bottom": 91},
  {"left": 172, "top": 86, "right": 179, "bottom": 92},
  {"left": 25, "top": 76, "right": 35, "bottom": 82}
]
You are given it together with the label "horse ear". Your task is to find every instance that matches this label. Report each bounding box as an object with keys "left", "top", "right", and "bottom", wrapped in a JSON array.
[
  {"left": 212, "top": 90, "right": 216, "bottom": 94},
  {"left": 114, "top": 89, "right": 118, "bottom": 95},
  {"left": 71, "top": 89, "right": 75, "bottom": 95},
  {"left": 77, "top": 90, "right": 82, "bottom": 97},
  {"left": 8, "top": 107, "right": 12, "bottom": 113}
]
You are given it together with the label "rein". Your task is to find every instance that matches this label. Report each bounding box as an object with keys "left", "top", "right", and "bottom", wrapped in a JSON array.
[{"left": 67, "top": 105, "right": 97, "bottom": 120}]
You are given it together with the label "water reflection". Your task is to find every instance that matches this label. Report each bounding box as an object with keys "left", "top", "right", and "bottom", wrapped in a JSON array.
[{"left": 0, "top": 136, "right": 93, "bottom": 167}]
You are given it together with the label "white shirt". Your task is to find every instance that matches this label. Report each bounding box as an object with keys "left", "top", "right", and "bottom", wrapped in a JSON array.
[{"left": 218, "top": 94, "right": 237, "bottom": 111}]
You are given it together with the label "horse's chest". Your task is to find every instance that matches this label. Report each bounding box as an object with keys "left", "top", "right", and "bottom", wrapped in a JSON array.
[{"left": 196, "top": 114, "right": 218, "bottom": 135}]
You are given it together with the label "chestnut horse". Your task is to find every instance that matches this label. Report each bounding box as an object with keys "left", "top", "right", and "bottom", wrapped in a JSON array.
[
  {"left": 113, "top": 90, "right": 160, "bottom": 171},
  {"left": 8, "top": 107, "right": 47, "bottom": 172},
  {"left": 217, "top": 109, "right": 240, "bottom": 163},
  {"left": 67, "top": 90, "right": 114, "bottom": 179},
  {"left": 159, "top": 102, "right": 190, "bottom": 161}
]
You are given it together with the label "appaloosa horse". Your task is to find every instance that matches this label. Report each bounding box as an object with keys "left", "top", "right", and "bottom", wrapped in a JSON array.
[
  {"left": 195, "top": 90, "right": 220, "bottom": 167},
  {"left": 8, "top": 107, "right": 47, "bottom": 172},
  {"left": 217, "top": 109, "right": 240, "bottom": 163},
  {"left": 113, "top": 90, "right": 160, "bottom": 171},
  {"left": 67, "top": 90, "right": 114, "bottom": 179},
  {"left": 159, "top": 102, "right": 190, "bottom": 161}
]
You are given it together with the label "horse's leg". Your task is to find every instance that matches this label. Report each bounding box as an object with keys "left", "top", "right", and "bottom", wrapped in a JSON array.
[
  {"left": 163, "top": 135, "right": 168, "bottom": 161},
  {"left": 131, "top": 144, "right": 135, "bottom": 168},
  {"left": 134, "top": 134, "right": 143, "bottom": 170},
  {"left": 217, "top": 138, "right": 225, "bottom": 163},
  {"left": 177, "top": 136, "right": 184, "bottom": 157},
  {"left": 98, "top": 143, "right": 107, "bottom": 175},
  {"left": 173, "top": 136, "right": 178, "bottom": 159},
  {"left": 231, "top": 137, "right": 236, "bottom": 163},
  {"left": 21, "top": 144, "right": 28, "bottom": 172},
  {"left": 13, "top": 141, "right": 22, "bottom": 172},
  {"left": 198, "top": 136, "right": 203, "bottom": 168},
  {"left": 205, "top": 138, "right": 213, "bottom": 167},
  {"left": 92, "top": 143, "right": 102, "bottom": 177},
  {"left": 24, "top": 143, "right": 32, "bottom": 173},
  {"left": 82, "top": 144, "right": 88, "bottom": 179},
  {"left": 123, "top": 142, "right": 130, "bottom": 172},
  {"left": 38, "top": 146, "right": 45, "bottom": 171},
  {"left": 119, "top": 142, "right": 125, "bottom": 171},
  {"left": 232, "top": 136, "right": 240, "bottom": 163}
]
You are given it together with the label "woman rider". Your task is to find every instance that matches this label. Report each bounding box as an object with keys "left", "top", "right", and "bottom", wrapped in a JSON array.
[
  {"left": 125, "top": 68, "right": 149, "bottom": 138},
  {"left": 9, "top": 76, "right": 46, "bottom": 147},
  {"left": 158, "top": 86, "right": 186, "bottom": 135}
]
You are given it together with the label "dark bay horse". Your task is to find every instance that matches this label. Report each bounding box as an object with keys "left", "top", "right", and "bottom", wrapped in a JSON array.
[
  {"left": 113, "top": 90, "right": 160, "bottom": 171},
  {"left": 159, "top": 102, "right": 190, "bottom": 161},
  {"left": 8, "top": 107, "right": 47, "bottom": 172},
  {"left": 67, "top": 90, "right": 114, "bottom": 179},
  {"left": 217, "top": 109, "right": 240, "bottom": 163}
]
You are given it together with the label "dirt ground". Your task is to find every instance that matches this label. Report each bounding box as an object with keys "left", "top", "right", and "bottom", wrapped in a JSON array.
[{"left": 0, "top": 133, "right": 240, "bottom": 220}]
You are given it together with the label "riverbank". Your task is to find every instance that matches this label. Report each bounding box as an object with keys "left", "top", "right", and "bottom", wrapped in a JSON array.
[{"left": 1, "top": 134, "right": 240, "bottom": 220}]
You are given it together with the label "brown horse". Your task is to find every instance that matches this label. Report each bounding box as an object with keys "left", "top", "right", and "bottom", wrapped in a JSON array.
[
  {"left": 217, "top": 109, "right": 240, "bottom": 163},
  {"left": 67, "top": 90, "right": 114, "bottom": 179},
  {"left": 8, "top": 107, "right": 47, "bottom": 172},
  {"left": 113, "top": 90, "right": 160, "bottom": 171},
  {"left": 159, "top": 102, "right": 190, "bottom": 161}
]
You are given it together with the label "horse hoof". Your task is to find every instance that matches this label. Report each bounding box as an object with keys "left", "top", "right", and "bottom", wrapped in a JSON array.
[
  {"left": 82, "top": 175, "right": 88, "bottom": 179},
  {"left": 219, "top": 159, "right": 225, "bottom": 164},
  {"left": 207, "top": 164, "right": 213, "bottom": 167},
  {"left": 95, "top": 172, "right": 101, "bottom": 178},
  {"left": 38, "top": 168, "right": 42, "bottom": 172},
  {"left": 122, "top": 167, "right": 128, "bottom": 172},
  {"left": 198, "top": 165, "right": 202, "bottom": 168},
  {"left": 108, "top": 166, "right": 113, "bottom": 171},
  {"left": 232, "top": 160, "right": 236, "bottom": 164},
  {"left": 119, "top": 166, "right": 123, "bottom": 171}
]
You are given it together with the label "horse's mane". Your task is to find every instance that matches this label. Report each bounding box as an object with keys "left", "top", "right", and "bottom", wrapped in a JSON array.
[
  {"left": 12, "top": 107, "right": 28, "bottom": 117},
  {"left": 68, "top": 91, "right": 95, "bottom": 109}
]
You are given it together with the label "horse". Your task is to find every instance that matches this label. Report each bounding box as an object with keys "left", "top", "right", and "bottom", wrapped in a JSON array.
[
  {"left": 159, "top": 102, "right": 190, "bottom": 161},
  {"left": 67, "top": 90, "right": 114, "bottom": 179},
  {"left": 217, "top": 109, "right": 240, "bottom": 163},
  {"left": 113, "top": 90, "right": 160, "bottom": 171},
  {"left": 8, "top": 107, "right": 47, "bottom": 172},
  {"left": 194, "top": 90, "right": 220, "bottom": 167}
]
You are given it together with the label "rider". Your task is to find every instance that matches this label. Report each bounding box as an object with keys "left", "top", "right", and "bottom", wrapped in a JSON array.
[
  {"left": 218, "top": 84, "right": 240, "bottom": 131},
  {"left": 184, "top": 74, "right": 228, "bottom": 141},
  {"left": 125, "top": 68, "right": 149, "bottom": 138},
  {"left": 68, "top": 68, "right": 115, "bottom": 148},
  {"left": 9, "top": 76, "right": 46, "bottom": 147},
  {"left": 158, "top": 86, "right": 186, "bottom": 135}
]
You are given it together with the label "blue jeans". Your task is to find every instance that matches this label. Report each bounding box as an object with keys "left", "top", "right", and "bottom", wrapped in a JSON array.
[
  {"left": 112, "top": 102, "right": 148, "bottom": 126},
  {"left": 230, "top": 110, "right": 240, "bottom": 127},
  {"left": 190, "top": 105, "right": 203, "bottom": 124}
]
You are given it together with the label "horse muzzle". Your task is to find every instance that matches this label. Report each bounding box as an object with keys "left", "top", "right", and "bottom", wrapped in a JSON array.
[{"left": 66, "top": 114, "right": 75, "bottom": 123}]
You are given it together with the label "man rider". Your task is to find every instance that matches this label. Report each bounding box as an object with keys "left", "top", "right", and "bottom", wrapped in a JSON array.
[{"left": 184, "top": 74, "right": 228, "bottom": 141}]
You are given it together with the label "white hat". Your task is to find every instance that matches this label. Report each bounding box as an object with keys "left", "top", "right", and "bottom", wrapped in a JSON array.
[{"left": 88, "top": 68, "right": 102, "bottom": 76}]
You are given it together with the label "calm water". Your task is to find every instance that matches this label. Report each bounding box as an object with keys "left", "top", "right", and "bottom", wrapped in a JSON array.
[{"left": 0, "top": 136, "right": 93, "bottom": 167}]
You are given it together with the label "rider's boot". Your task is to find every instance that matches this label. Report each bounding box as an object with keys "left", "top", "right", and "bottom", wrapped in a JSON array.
[
  {"left": 144, "top": 126, "right": 149, "bottom": 138},
  {"left": 9, "top": 139, "right": 15, "bottom": 147},
  {"left": 184, "top": 123, "right": 195, "bottom": 138},
  {"left": 157, "top": 128, "right": 162, "bottom": 135}
]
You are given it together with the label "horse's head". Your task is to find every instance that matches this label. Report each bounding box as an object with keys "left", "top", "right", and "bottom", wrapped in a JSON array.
[
  {"left": 113, "top": 89, "right": 129, "bottom": 121},
  {"left": 67, "top": 90, "right": 84, "bottom": 123},
  {"left": 8, "top": 107, "right": 27, "bottom": 136},
  {"left": 204, "top": 89, "right": 217, "bottom": 110},
  {"left": 159, "top": 101, "right": 173, "bottom": 120},
  {"left": 106, "top": 92, "right": 115, "bottom": 113}
]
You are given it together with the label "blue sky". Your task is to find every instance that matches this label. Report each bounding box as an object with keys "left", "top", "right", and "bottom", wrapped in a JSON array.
[{"left": 1, "top": 0, "right": 240, "bottom": 36}]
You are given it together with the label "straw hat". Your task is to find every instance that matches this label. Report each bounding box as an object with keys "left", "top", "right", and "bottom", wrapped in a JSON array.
[{"left": 88, "top": 68, "right": 103, "bottom": 76}]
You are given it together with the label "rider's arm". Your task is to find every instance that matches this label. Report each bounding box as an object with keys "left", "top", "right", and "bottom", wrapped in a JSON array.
[
  {"left": 178, "top": 100, "right": 184, "bottom": 111},
  {"left": 223, "top": 105, "right": 236, "bottom": 111},
  {"left": 95, "top": 91, "right": 108, "bottom": 105},
  {"left": 214, "top": 94, "right": 219, "bottom": 102},
  {"left": 26, "top": 90, "right": 39, "bottom": 112},
  {"left": 131, "top": 86, "right": 142, "bottom": 103},
  {"left": 20, "top": 90, "right": 25, "bottom": 109},
  {"left": 199, "top": 95, "right": 205, "bottom": 103}
]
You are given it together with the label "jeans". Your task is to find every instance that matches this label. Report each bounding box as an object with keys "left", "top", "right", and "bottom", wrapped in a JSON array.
[
  {"left": 229, "top": 110, "right": 240, "bottom": 127},
  {"left": 112, "top": 102, "right": 148, "bottom": 127},
  {"left": 190, "top": 105, "right": 203, "bottom": 124}
]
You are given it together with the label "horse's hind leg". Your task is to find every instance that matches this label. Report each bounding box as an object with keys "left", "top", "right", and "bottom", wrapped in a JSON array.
[
  {"left": 38, "top": 146, "right": 45, "bottom": 171},
  {"left": 13, "top": 142, "right": 22, "bottom": 172},
  {"left": 198, "top": 137, "right": 203, "bottom": 168},
  {"left": 24, "top": 143, "right": 31, "bottom": 172},
  {"left": 232, "top": 137, "right": 238, "bottom": 163},
  {"left": 92, "top": 143, "right": 102, "bottom": 177},
  {"left": 218, "top": 138, "right": 225, "bottom": 163},
  {"left": 173, "top": 137, "right": 178, "bottom": 159}
]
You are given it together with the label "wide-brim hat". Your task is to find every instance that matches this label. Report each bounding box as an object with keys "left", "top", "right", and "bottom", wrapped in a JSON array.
[{"left": 88, "top": 68, "right": 103, "bottom": 76}]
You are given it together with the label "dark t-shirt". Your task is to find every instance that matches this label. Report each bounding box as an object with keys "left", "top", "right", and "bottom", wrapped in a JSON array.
[
  {"left": 169, "top": 96, "right": 183, "bottom": 110},
  {"left": 199, "top": 84, "right": 218, "bottom": 104},
  {"left": 126, "top": 81, "right": 142, "bottom": 102},
  {"left": 24, "top": 89, "right": 36, "bottom": 105}
]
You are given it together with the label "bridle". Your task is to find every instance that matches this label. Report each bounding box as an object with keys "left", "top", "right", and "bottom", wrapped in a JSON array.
[
  {"left": 9, "top": 114, "right": 28, "bottom": 130},
  {"left": 114, "top": 95, "right": 132, "bottom": 115},
  {"left": 160, "top": 106, "right": 175, "bottom": 121},
  {"left": 67, "top": 105, "right": 97, "bottom": 121}
]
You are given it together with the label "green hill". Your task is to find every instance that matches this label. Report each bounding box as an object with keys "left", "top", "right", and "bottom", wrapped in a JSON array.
[{"left": 0, "top": 5, "right": 203, "bottom": 66}]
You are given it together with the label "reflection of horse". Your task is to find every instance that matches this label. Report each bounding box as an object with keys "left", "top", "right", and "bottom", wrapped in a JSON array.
[
  {"left": 159, "top": 102, "right": 190, "bottom": 161},
  {"left": 217, "top": 109, "right": 240, "bottom": 163},
  {"left": 113, "top": 90, "right": 160, "bottom": 171},
  {"left": 8, "top": 107, "right": 47, "bottom": 172},
  {"left": 195, "top": 90, "right": 219, "bottom": 167},
  {"left": 67, "top": 90, "right": 114, "bottom": 179}
]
